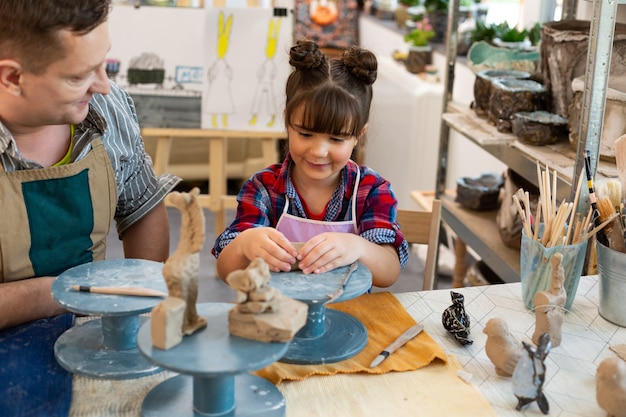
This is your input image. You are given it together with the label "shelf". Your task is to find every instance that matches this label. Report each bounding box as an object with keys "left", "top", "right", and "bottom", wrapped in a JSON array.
[
  {"left": 443, "top": 105, "right": 618, "bottom": 201},
  {"left": 440, "top": 192, "right": 520, "bottom": 283}
]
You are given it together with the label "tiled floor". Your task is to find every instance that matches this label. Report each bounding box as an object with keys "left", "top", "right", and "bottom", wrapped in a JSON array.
[{"left": 105, "top": 207, "right": 455, "bottom": 303}]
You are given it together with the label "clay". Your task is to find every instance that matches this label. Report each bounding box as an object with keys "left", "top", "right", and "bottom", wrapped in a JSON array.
[
  {"left": 442, "top": 291, "right": 473, "bottom": 345},
  {"left": 532, "top": 252, "right": 566, "bottom": 347},
  {"left": 483, "top": 317, "right": 523, "bottom": 377},
  {"left": 151, "top": 187, "right": 207, "bottom": 350},
  {"left": 596, "top": 356, "right": 626, "bottom": 417},
  {"left": 226, "top": 258, "right": 307, "bottom": 343},
  {"left": 512, "top": 333, "right": 551, "bottom": 414},
  {"left": 151, "top": 297, "right": 186, "bottom": 350}
]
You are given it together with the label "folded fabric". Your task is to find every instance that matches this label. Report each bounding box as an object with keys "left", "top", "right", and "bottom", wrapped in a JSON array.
[{"left": 255, "top": 291, "right": 447, "bottom": 384}]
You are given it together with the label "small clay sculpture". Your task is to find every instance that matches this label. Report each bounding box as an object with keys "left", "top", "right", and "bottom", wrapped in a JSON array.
[
  {"left": 151, "top": 188, "right": 207, "bottom": 350},
  {"left": 532, "top": 252, "right": 566, "bottom": 347},
  {"left": 512, "top": 332, "right": 551, "bottom": 414},
  {"left": 483, "top": 317, "right": 523, "bottom": 376},
  {"left": 227, "top": 258, "right": 307, "bottom": 343},
  {"left": 596, "top": 356, "right": 626, "bottom": 417},
  {"left": 442, "top": 291, "right": 473, "bottom": 345}
]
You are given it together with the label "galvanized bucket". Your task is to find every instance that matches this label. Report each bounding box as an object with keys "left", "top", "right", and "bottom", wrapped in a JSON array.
[{"left": 596, "top": 238, "right": 626, "bottom": 327}]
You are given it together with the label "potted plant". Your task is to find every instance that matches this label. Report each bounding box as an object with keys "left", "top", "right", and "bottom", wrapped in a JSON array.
[
  {"left": 492, "top": 22, "right": 530, "bottom": 49},
  {"left": 404, "top": 17, "right": 435, "bottom": 73}
]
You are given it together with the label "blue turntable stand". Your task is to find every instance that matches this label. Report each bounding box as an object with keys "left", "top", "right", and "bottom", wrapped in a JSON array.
[
  {"left": 137, "top": 303, "right": 288, "bottom": 417},
  {"left": 269, "top": 262, "right": 372, "bottom": 365},
  {"left": 51, "top": 259, "right": 167, "bottom": 379}
]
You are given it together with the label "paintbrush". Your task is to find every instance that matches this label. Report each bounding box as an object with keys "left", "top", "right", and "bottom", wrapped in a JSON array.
[
  {"left": 597, "top": 197, "right": 626, "bottom": 252},
  {"left": 584, "top": 151, "right": 606, "bottom": 246}
]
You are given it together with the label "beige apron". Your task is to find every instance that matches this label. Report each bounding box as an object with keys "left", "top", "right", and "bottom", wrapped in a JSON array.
[{"left": 0, "top": 139, "right": 117, "bottom": 282}]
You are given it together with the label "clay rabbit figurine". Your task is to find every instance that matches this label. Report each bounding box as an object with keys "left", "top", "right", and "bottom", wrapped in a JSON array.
[{"left": 596, "top": 356, "right": 626, "bottom": 417}]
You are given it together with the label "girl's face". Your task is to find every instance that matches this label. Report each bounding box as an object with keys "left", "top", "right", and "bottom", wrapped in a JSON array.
[{"left": 287, "top": 106, "right": 358, "bottom": 187}]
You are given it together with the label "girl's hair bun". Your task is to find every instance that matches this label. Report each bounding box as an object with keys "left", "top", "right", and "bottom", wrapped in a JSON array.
[
  {"left": 289, "top": 39, "right": 327, "bottom": 70},
  {"left": 341, "top": 46, "right": 377, "bottom": 85}
]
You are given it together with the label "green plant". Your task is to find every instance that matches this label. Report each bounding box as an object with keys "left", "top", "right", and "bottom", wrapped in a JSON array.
[
  {"left": 404, "top": 18, "right": 436, "bottom": 46},
  {"left": 528, "top": 22, "right": 542, "bottom": 46},
  {"left": 423, "top": 0, "right": 448, "bottom": 13},
  {"left": 398, "top": 0, "right": 420, "bottom": 7},
  {"left": 470, "top": 20, "right": 497, "bottom": 44},
  {"left": 494, "top": 22, "right": 528, "bottom": 42}
]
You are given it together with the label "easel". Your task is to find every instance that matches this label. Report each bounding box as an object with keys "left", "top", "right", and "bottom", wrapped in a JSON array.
[{"left": 143, "top": 128, "right": 285, "bottom": 233}]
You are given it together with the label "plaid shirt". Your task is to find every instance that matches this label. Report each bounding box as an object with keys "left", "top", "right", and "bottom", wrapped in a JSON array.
[{"left": 212, "top": 154, "right": 408, "bottom": 268}]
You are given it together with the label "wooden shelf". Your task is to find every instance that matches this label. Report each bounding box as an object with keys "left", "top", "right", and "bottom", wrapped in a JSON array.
[{"left": 440, "top": 192, "right": 520, "bottom": 283}]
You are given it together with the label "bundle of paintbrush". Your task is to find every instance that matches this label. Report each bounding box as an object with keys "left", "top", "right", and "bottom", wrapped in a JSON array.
[
  {"left": 595, "top": 178, "right": 626, "bottom": 252},
  {"left": 512, "top": 162, "right": 619, "bottom": 248}
]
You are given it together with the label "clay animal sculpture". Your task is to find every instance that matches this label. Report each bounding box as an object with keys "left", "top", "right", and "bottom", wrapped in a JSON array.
[
  {"left": 512, "top": 332, "right": 551, "bottom": 414},
  {"left": 483, "top": 317, "right": 523, "bottom": 376},
  {"left": 162, "top": 187, "right": 207, "bottom": 336},
  {"left": 596, "top": 356, "right": 626, "bottom": 417},
  {"left": 442, "top": 291, "right": 473, "bottom": 345},
  {"left": 227, "top": 258, "right": 307, "bottom": 343},
  {"left": 532, "top": 252, "right": 567, "bottom": 347}
]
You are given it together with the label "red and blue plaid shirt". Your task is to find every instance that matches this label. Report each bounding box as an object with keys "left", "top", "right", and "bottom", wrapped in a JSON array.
[{"left": 212, "top": 154, "right": 408, "bottom": 268}]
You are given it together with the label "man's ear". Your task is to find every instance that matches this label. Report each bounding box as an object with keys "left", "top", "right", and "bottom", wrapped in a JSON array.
[{"left": 0, "top": 59, "right": 23, "bottom": 96}]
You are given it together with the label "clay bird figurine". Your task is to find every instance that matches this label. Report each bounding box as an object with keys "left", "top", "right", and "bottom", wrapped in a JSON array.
[
  {"left": 442, "top": 291, "right": 473, "bottom": 345},
  {"left": 483, "top": 317, "right": 523, "bottom": 376},
  {"left": 512, "top": 332, "right": 551, "bottom": 414},
  {"left": 596, "top": 356, "right": 626, "bottom": 417}
]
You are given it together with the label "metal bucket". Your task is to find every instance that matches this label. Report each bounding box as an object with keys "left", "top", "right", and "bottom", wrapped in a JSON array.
[{"left": 596, "top": 239, "right": 626, "bottom": 327}]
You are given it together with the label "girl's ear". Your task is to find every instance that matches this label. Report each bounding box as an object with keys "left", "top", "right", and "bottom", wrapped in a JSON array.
[{"left": 359, "top": 124, "right": 369, "bottom": 138}]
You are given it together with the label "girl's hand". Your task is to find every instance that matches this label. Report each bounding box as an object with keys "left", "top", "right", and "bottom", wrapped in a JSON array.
[
  {"left": 237, "top": 227, "right": 298, "bottom": 272},
  {"left": 296, "top": 233, "right": 361, "bottom": 275}
]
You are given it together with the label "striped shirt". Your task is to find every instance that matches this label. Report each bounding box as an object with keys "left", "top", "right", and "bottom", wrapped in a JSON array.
[
  {"left": 0, "top": 82, "right": 180, "bottom": 236},
  {"left": 212, "top": 154, "right": 409, "bottom": 269}
]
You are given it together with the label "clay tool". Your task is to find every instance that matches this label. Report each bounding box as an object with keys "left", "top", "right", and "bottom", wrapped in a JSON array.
[
  {"left": 584, "top": 151, "right": 607, "bottom": 246},
  {"left": 70, "top": 285, "right": 167, "bottom": 298},
  {"left": 370, "top": 323, "right": 424, "bottom": 368},
  {"left": 326, "top": 262, "right": 358, "bottom": 302}
]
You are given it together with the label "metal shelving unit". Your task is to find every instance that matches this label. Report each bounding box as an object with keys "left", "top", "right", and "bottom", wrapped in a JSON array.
[{"left": 433, "top": 0, "right": 623, "bottom": 283}]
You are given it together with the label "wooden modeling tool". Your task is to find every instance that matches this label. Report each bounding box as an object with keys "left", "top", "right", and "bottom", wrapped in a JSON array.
[
  {"left": 326, "top": 262, "right": 358, "bottom": 303},
  {"left": 370, "top": 323, "right": 424, "bottom": 367},
  {"left": 70, "top": 285, "right": 167, "bottom": 298}
]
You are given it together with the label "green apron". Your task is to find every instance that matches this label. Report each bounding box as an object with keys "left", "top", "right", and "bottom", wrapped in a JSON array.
[{"left": 0, "top": 138, "right": 117, "bottom": 416}]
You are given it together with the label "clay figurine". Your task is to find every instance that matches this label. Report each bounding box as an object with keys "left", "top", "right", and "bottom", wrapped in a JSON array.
[
  {"left": 596, "top": 356, "right": 626, "bottom": 417},
  {"left": 151, "top": 187, "right": 207, "bottom": 350},
  {"left": 442, "top": 291, "right": 473, "bottom": 345},
  {"left": 512, "top": 332, "right": 551, "bottom": 414},
  {"left": 227, "top": 258, "right": 308, "bottom": 343},
  {"left": 483, "top": 317, "right": 523, "bottom": 376},
  {"left": 532, "top": 252, "right": 566, "bottom": 347}
]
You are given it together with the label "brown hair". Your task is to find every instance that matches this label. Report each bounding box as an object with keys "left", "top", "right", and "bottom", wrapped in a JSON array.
[
  {"left": 285, "top": 39, "right": 377, "bottom": 138},
  {"left": 0, "top": 0, "right": 111, "bottom": 74}
]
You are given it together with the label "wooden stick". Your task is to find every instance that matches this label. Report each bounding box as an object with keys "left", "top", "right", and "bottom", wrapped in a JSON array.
[
  {"left": 566, "top": 170, "right": 585, "bottom": 245},
  {"left": 586, "top": 212, "right": 620, "bottom": 241},
  {"left": 70, "top": 285, "right": 167, "bottom": 298},
  {"left": 533, "top": 201, "right": 542, "bottom": 240}
]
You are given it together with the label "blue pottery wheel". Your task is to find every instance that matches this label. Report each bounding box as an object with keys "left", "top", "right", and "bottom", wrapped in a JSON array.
[
  {"left": 270, "top": 262, "right": 372, "bottom": 364},
  {"left": 51, "top": 259, "right": 167, "bottom": 379},
  {"left": 137, "top": 303, "right": 288, "bottom": 417}
]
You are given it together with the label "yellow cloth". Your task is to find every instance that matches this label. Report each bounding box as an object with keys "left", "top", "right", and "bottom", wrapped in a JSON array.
[
  {"left": 278, "top": 355, "right": 496, "bottom": 417},
  {"left": 255, "top": 291, "right": 447, "bottom": 384}
]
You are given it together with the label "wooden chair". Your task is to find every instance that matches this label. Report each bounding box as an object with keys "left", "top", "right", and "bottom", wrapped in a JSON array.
[{"left": 396, "top": 199, "right": 442, "bottom": 291}]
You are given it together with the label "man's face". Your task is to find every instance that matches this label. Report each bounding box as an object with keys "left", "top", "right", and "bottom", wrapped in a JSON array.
[{"left": 17, "top": 22, "right": 112, "bottom": 127}]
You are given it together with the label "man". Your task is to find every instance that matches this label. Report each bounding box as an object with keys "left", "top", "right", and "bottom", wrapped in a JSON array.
[{"left": 0, "top": 1, "right": 179, "bottom": 415}]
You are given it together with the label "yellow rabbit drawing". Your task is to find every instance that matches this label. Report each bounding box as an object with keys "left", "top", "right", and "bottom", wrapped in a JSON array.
[
  {"left": 249, "top": 18, "right": 282, "bottom": 128},
  {"left": 205, "top": 11, "right": 234, "bottom": 128}
]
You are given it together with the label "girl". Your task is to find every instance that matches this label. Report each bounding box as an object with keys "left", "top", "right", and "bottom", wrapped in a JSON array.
[{"left": 212, "top": 39, "right": 407, "bottom": 287}]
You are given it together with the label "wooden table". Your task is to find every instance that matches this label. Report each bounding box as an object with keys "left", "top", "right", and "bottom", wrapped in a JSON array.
[{"left": 69, "top": 276, "right": 624, "bottom": 417}]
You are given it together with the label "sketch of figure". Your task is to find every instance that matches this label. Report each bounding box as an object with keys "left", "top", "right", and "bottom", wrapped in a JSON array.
[
  {"left": 249, "top": 18, "right": 281, "bottom": 128},
  {"left": 205, "top": 11, "right": 234, "bottom": 128}
]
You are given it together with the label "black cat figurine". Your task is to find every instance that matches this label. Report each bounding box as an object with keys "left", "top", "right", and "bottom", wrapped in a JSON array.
[{"left": 442, "top": 291, "right": 473, "bottom": 345}]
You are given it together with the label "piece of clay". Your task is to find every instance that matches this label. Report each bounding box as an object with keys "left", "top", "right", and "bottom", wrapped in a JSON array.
[
  {"left": 596, "top": 356, "right": 626, "bottom": 417},
  {"left": 151, "top": 297, "right": 186, "bottom": 350},
  {"left": 483, "top": 317, "right": 523, "bottom": 377},
  {"left": 442, "top": 291, "right": 473, "bottom": 345},
  {"left": 226, "top": 258, "right": 307, "bottom": 343},
  {"left": 151, "top": 188, "right": 207, "bottom": 350},
  {"left": 532, "top": 252, "right": 566, "bottom": 347},
  {"left": 512, "top": 332, "right": 551, "bottom": 414}
]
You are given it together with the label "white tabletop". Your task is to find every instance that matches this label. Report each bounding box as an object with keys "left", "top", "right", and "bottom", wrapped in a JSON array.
[
  {"left": 395, "top": 275, "right": 626, "bottom": 417},
  {"left": 69, "top": 276, "right": 626, "bottom": 417}
]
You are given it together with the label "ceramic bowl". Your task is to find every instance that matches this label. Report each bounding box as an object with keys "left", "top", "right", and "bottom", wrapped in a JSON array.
[{"left": 456, "top": 173, "right": 503, "bottom": 211}]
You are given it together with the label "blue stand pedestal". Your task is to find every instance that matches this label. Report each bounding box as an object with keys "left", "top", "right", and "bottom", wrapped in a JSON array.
[
  {"left": 269, "top": 263, "right": 372, "bottom": 364},
  {"left": 51, "top": 259, "right": 167, "bottom": 379},
  {"left": 137, "top": 303, "right": 288, "bottom": 417}
]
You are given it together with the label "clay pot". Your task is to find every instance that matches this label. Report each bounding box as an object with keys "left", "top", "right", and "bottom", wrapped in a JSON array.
[
  {"left": 512, "top": 111, "right": 568, "bottom": 146},
  {"left": 405, "top": 45, "right": 432, "bottom": 74},
  {"left": 488, "top": 79, "right": 548, "bottom": 132},
  {"left": 456, "top": 172, "right": 503, "bottom": 211},
  {"left": 473, "top": 69, "right": 531, "bottom": 118},
  {"left": 569, "top": 75, "right": 626, "bottom": 162}
]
